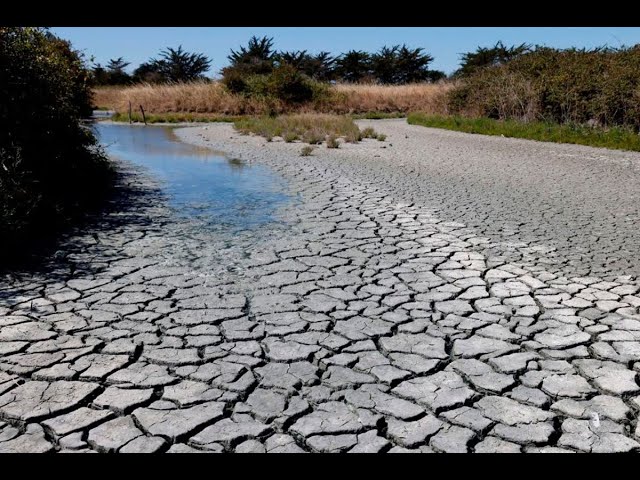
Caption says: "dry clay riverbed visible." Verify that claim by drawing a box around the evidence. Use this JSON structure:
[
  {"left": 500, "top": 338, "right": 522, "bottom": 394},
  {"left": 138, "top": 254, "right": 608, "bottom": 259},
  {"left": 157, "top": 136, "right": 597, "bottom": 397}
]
[{"left": 1, "top": 119, "right": 640, "bottom": 453}]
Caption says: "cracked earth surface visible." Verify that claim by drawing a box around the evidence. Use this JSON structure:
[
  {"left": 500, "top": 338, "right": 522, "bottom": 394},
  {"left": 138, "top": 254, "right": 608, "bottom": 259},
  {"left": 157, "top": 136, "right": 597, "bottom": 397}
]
[{"left": 1, "top": 119, "right": 640, "bottom": 453}]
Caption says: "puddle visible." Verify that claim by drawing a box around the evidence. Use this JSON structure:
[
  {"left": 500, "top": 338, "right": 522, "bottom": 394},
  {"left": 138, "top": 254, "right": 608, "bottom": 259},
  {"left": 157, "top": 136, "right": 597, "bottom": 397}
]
[{"left": 95, "top": 124, "right": 289, "bottom": 230}]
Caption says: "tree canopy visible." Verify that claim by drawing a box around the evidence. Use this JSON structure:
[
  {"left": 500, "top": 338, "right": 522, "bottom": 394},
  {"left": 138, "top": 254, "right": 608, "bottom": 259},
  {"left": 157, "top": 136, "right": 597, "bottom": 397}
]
[
  {"left": 132, "top": 46, "right": 211, "bottom": 83},
  {"left": 455, "top": 41, "right": 531, "bottom": 77}
]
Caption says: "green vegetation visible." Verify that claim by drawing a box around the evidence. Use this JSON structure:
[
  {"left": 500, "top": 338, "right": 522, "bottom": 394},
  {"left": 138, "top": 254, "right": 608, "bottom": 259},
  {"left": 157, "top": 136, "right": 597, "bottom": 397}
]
[
  {"left": 233, "top": 114, "right": 383, "bottom": 145},
  {"left": 351, "top": 112, "right": 406, "bottom": 120},
  {"left": 232, "top": 64, "right": 329, "bottom": 105},
  {"left": 408, "top": 114, "right": 640, "bottom": 152},
  {"left": 1, "top": 27, "right": 114, "bottom": 260},
  {"left": 360, "top": 127, "right": 387, "bottom": 142},
  {"left": 361, "top": 127, "right": 377, "bottom": 138},
  {"left": 111, "top": 112, "right": 241, "bottom": 124},
  {"left": 220, "top": 38, "right": 330, "bottom": 106},
  {"left": 110, "top": 110, "right": 405, "bottom": 124},
  {"left": 448, "top": 45, "right": 640, "bottom": 130}
]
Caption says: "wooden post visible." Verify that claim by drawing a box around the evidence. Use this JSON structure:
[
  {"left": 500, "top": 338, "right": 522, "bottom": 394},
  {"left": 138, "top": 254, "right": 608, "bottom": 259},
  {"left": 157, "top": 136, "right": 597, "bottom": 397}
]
[
  {"left": 139, "top": 105, "right": 147, "bottom": 125},
  {"left": 128, "top": 101, "right": 132, "bottom": 124}
]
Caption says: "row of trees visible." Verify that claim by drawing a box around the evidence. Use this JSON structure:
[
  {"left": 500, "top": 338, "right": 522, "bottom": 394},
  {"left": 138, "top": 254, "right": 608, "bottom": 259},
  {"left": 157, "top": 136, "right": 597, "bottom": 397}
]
[
  {"left": 92, "top": 46, "right": 211, "bottom": 85},
  {"left": 91, "top": 36, "right": 449, "bottom": 86}
]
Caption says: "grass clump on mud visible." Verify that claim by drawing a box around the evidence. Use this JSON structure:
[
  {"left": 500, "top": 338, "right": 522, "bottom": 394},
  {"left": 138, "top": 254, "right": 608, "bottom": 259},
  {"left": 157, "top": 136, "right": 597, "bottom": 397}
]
[
  {"left": 300, "top": 145, "right": 315, "bottom": 156},
  {"left": 234, "top": 114, "right": 384, "bottom": 146},
  {"left": 0, "top": 27, "right": 114, "bottom": 262},
  {"left": 408, "top": 113, "right": 640, "bottom": 152}
]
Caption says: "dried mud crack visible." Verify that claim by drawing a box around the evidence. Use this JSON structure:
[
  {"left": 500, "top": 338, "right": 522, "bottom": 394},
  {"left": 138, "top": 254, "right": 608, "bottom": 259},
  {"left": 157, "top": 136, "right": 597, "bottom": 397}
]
[{"left": 1, "top": 120, "right": 639, "bottom": 453}]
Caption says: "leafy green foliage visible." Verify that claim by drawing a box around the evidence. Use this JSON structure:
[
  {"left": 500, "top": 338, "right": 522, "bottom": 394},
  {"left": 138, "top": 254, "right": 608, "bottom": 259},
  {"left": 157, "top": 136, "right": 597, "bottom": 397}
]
[
  {"left": 0, "top": 27, "right": 113, "bottom": 258},
  {"left": 225, "top": 64, "right": 328, "bottom": 105},
  {"left": 221, "top": 36, "right": 278, "bottom": 94},
  {"left": 448, "top": 45, "right": 640, "bottom": 129}
]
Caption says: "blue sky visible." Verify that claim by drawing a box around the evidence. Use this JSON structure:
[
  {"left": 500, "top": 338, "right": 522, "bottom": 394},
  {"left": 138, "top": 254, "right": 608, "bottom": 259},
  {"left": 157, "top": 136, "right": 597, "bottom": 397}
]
[{"left": 52, "top": 27, "right": 640, "bottom": 76}]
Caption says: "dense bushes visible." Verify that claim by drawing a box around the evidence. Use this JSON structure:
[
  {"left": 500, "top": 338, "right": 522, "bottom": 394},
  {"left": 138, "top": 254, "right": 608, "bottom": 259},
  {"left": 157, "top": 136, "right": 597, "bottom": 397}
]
[
  {"left": 221, "top": 37, "right": 330, "bottom": 107},
  {"left": 447, "top": 46, "right": 640, "bottom": 130},
  {"left": 0, "top": 27, "right": 113, "bottom": 258},
  {"left": 224, "top": 64, "right": 328, "bottom": 106}
]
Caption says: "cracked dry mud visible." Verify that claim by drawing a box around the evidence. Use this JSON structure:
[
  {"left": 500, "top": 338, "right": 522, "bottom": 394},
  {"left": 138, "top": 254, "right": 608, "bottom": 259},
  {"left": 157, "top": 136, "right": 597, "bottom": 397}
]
[{"left": 1, "top": 119, "right": 640, "bottom": 453}]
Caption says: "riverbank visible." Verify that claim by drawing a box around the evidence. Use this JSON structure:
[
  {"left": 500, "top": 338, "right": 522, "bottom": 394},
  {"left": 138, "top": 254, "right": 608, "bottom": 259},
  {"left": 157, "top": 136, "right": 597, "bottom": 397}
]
[{"left": 408, "top": 114, "right": 640, "bottom": 153}]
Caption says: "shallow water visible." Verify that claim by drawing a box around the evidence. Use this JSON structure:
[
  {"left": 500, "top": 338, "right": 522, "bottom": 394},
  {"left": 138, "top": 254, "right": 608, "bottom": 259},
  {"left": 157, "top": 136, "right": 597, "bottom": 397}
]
[{"left": 95, "top": 124, "right": 289, "bottom": 230}]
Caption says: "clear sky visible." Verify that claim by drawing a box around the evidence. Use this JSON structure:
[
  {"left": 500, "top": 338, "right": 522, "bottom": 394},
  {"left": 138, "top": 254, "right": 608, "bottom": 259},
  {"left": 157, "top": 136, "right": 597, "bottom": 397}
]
[{"left": 52, "top": 27, "right": 640, "bottom": 76}]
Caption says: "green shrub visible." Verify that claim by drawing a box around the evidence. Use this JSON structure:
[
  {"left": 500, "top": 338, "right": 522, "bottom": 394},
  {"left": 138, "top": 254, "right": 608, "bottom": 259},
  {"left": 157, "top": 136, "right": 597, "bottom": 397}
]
[
  {"left": 284, "top": 132, "right": 298, "bottom": 142},
  {"left": 361, "top": 127, "right": 377, "bottom": 138},
  {"left": 0, "top": 27, "right": 113, "bottom": 260},
  {"left": 300, "top": 145, "right": 315, "bottom": 156},
  {"left": 377, "top": 134, "right": 387, "bottom": 141},
  {"left": 223, "top": 63, "right": 329, "bottom": 106},
  {"left": 302, "top": 131, "right": 324, "bottom": 144},
  {"left": 221, "top": 67, "right": 250, "bottom": 94},
  {"left": 447, "top": 45, "right": 640, "bottom": 129}
]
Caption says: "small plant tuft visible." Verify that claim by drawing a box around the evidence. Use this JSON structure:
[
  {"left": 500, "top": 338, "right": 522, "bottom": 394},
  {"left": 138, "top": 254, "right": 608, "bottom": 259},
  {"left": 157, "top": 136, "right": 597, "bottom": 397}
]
[
  {"left": 376, "top": 133, "right": 387, "bottom": 141},
  {"left": 302, "top": 130, "right": 324, "bottom": 145},
  {"left": 326, "top": 135, "right": 340, "bottom": 148},
  {"left": 361, "top": 127, "right": 377, "bottom": 138},
  {"left": 284, "top": 132, "right": 299, "bottom": 143},
  {"left": 300, "top": 145, "right": 315, "bottom": 156}
]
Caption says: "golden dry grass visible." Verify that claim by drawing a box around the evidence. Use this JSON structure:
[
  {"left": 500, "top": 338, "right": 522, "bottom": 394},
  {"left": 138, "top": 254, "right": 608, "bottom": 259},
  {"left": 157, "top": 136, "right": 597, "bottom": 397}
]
[
  {"left": 330, "top": 82, "right": 453, "bottom": 114},
  {"left": 93, "top": 81, "right": 452, "bottom": 117},
  {"left": 93, "top": 82, "right": 269, "bottom": 115}
]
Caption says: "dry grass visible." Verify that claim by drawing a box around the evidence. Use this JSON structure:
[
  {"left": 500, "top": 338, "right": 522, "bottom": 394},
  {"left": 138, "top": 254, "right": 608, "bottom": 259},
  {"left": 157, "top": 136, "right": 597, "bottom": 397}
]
[
  {"left": 330, "top": 82, "right": 453, "bottom": 114},
  {"left": 93, "top": 81, "right": 452, "bottom": 117},
  {"left": 93, "top": 82, "right": 272, "bottom": 115}
]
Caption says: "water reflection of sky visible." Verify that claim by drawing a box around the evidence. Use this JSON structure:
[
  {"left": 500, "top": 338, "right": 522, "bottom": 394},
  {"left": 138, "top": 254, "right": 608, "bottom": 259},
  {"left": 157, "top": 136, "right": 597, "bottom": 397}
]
[{"left": 95, "top": 124, "right": 289, "bottom": 230}]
